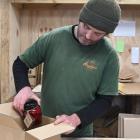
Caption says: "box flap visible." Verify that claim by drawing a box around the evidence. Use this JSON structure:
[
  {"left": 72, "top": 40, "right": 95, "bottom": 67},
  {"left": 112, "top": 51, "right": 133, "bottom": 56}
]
[
  {"left": 0, "top": 102, "right": 23, "bottom": 129},
  {"left": 0, "top": 102, "right": 19, "bottom": 118},
  {"left": 26, "top": 123, "right": 74, "bottom": 140}
]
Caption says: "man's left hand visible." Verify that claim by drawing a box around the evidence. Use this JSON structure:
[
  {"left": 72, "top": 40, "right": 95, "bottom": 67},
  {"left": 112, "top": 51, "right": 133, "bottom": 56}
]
[{"left": 54, "top": 113, "right": 81, "bottom": 134}]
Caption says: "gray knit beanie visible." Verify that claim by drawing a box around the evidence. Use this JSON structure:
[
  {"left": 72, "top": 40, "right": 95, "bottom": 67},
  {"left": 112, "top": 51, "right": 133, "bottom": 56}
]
[{"left": 79, "top": 0, "right": 121, "bottom": 33}]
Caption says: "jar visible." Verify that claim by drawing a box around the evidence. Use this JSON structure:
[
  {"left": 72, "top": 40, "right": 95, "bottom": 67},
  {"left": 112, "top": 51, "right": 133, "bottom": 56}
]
[{"left": 23, "top": 99, "right": 42, "bottom": 129}]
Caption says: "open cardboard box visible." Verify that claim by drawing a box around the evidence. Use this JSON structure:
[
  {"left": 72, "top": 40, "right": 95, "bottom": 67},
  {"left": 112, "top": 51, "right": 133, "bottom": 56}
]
[{"left": 0, "top": 102, "right": 74, "bottom": 140}]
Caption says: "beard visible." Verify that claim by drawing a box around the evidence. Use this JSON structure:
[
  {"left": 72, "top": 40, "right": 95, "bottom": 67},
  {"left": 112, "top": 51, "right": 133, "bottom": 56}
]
[{"left": 76, "top": 25, "right": 98, "bottom": 46}]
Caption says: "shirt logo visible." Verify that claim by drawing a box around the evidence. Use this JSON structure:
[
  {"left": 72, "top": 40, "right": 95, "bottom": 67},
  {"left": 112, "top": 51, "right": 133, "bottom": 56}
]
[{"left": 83, "top": 60, "right": 97, "bottom": 70}]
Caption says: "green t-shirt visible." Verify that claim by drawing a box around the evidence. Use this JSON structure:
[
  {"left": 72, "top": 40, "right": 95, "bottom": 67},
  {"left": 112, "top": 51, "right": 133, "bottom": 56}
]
[{"left": 20, "top": 25, "right": 119, "bottom": 137}]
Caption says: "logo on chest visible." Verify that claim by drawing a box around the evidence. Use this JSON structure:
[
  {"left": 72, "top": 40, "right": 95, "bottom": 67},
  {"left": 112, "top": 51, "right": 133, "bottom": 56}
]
[{"left": 83, "top": 60, "right": 97, "bottom": 70}]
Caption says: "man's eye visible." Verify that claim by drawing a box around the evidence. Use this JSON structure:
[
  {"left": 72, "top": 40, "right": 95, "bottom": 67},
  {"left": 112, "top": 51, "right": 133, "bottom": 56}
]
[
  {"left": 96, "top": 33, "right": 101, "bottom": 36},
  {"left": 95, "top": 32, "right": 104, "bottom": 37},
  {"left": 84, "top": 24, "right": 90, "bottom": 29}
]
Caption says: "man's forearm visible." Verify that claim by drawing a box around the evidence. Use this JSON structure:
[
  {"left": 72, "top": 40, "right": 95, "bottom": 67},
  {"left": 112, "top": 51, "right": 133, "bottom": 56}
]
[
  {"left": 13, "top": 56, "right": 30, "bottom": 93},
  {"left": 76, "top": 95, "right": 114, "bottom": 128}
]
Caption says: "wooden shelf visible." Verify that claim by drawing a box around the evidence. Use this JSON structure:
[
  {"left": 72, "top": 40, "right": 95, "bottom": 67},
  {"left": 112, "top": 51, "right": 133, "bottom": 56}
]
[
  {"left": 11, "top": 0, "right": 86, "bottom": 4},
  {"left": 11, "top": 0, "right": 140, "bottom": 5},
  {"left": 119, "top": 83, "right": 140, "bottom": 95},
  {"left": 118, "top": 0, "right": 140, "bottom": 5}
]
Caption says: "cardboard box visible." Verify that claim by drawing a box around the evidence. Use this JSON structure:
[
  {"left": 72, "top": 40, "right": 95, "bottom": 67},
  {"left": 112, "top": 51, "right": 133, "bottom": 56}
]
[
  {"left": 62, "top": 138, "right": 137, "bottom": 140},
  {"left": 118, "top": 113, "right": 140, "bottom": 138},
  {"left": 0, "top": 103, "right": 74, "bottom": 140}
]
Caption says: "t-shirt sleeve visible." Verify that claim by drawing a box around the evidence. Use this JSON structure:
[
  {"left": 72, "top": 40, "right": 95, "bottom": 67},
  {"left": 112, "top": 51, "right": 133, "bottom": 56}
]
[
  {"left": 97, "top": 50, "right": 119, "bottom": 96},
  {"left": 20, "top": 33, "right": 51, "bottom": 68}
]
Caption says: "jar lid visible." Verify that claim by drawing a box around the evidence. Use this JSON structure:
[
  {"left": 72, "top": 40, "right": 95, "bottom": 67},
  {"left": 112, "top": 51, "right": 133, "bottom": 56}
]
[{"left": 24, "top": 99, "right": 38, "bottom": 111}]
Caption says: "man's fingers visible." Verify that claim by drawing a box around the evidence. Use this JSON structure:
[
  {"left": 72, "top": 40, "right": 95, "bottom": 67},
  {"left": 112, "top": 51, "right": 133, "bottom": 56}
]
[
  {"left": 54, "top": 115, "right": 66, "bottom": 124},
  {"left": 13, "top": 96, "right": 25, "bottom": 111},
  {"left": 56, "top": 115, "right": 60, "bottom": 118},
  {"left": 12, "top": 102, "right": 23, "bottom": 116},
  {"left": 54, "top": 114, "right": 76, "bottom": 135},
  {"left": 30, "top": 94, "right": 41, "bottom": 105},
  {"left": 54, "top": 115, "right": 73, "bottom": 126}
]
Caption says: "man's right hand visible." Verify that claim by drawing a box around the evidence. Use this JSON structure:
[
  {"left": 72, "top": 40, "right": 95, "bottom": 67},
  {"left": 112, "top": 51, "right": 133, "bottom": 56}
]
[{"left": 12, "top": 86, "right": 40, "bottom": 116}]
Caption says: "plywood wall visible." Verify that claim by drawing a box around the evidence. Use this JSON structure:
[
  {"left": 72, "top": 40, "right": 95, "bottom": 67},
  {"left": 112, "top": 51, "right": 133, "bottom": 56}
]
[{"left": 20, "top": 4, "right": 81, "bottom": 52}]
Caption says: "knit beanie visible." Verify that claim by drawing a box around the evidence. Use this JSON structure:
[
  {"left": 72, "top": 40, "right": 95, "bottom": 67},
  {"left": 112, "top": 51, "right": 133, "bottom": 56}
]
[{"left": 79, "top": 0, "right": 121, "bottom": 33}]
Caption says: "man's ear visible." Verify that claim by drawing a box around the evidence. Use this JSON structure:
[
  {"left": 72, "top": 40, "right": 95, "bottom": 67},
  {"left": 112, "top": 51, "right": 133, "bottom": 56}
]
[{"left": 105, "top": 33, "right": 110, "bottom": 37}]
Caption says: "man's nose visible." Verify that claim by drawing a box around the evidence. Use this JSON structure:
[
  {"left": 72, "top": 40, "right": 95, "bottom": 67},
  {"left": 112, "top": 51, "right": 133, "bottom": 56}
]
[{"left": 85, "top": 31, "right": 93, "bottom": 40}]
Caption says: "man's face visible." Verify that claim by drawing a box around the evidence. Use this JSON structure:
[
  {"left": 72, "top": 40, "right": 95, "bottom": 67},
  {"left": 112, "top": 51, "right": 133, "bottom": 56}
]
[{"left": 76, "top": 22, "right": 106, "bottom": 46}]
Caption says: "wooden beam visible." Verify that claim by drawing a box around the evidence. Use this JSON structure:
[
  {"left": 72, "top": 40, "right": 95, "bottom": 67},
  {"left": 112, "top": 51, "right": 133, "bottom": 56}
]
[
  {"left": 0, "top": 0, "right": 10, "bottom": 103},
  {"left": 11, "top": 0, "right": 140, "bottom": 5},
  {"left": 118, "top": 0, "right": 140, "bottom": 5},
  {"left": 0, "top": 0, "right": 1, "bottom": 103},
  {"left": 0, "top": 0, "right": 21, "bottom": 103},
  {"left": 11, "top": 0, "right": 86, "bottom": 4}
]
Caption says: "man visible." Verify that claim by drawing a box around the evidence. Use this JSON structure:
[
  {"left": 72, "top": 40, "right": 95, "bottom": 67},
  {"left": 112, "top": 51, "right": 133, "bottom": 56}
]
[{"left": 13, "top": 0, "right": 121, "bottom": 137}]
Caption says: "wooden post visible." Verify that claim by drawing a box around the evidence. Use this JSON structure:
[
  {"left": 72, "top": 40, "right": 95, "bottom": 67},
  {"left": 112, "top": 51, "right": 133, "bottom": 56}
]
[{"left": 0, "top": 0, "right": 21, "bottom": 103}]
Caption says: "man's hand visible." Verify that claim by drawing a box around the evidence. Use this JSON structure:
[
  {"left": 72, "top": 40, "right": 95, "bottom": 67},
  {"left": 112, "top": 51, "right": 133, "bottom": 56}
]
[
  {"left": 54, "top": 113, "right": 81, "bottom": 134},
  {"left": 12, "top": 86, "right": 40, "bottom": 116}
]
